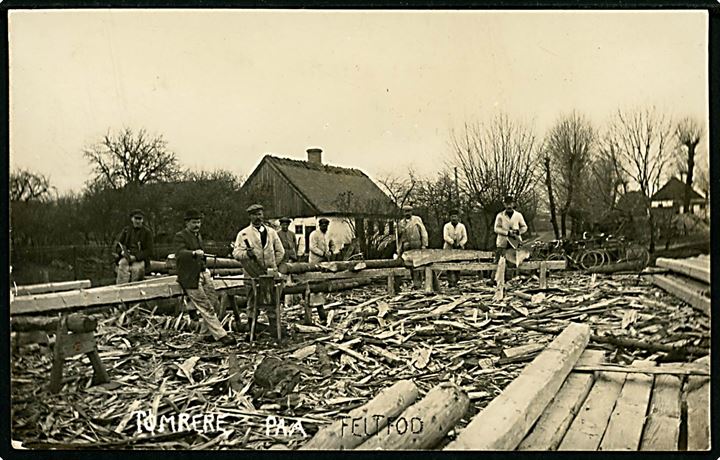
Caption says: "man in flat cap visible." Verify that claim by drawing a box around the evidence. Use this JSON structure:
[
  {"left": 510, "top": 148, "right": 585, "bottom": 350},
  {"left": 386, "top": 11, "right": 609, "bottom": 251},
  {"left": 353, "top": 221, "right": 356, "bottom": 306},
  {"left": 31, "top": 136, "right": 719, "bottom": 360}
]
[
  {"left": 308, "top": 217, "right": 335, "bottom": 264},
  {"left": 443, "top": 209, "right": 468, "bottom": 287},
  {"left": 397, "top": 204, "right": 428, "bottom": 289},
  {"left": 174, "top": 209, "right": 235, "bottom": 346},
  {"left": 305, "top": 217, "right": 335, "bottom": 323},
  {"left": 232, "top": 204, "right": 285, "bottom": 336},
  {"left": 113, "top": 209, "right": 154, "bottom": 285},
  {"left": 494, "top": 195, "right": 528, "bottom": 261},
  {"left": 277, "top": 217, "right": 298, "bottom": 265}
]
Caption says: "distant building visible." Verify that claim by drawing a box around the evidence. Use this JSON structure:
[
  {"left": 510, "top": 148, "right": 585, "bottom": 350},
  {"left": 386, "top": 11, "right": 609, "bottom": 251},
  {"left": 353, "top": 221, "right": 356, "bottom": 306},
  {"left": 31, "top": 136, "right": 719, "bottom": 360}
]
[
  {"left": 650, "top": 177, "right": 707, "bottom": 217},
  {"left": 239, "top": 148, "right": 399, "bottom": 256}
]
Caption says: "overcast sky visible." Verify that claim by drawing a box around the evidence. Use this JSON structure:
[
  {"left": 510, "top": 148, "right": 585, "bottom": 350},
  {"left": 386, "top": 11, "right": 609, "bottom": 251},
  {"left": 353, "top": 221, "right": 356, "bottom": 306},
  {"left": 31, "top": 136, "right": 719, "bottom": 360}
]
[{"left": 9, "top": 9, "right": 708, "bottom": 194}]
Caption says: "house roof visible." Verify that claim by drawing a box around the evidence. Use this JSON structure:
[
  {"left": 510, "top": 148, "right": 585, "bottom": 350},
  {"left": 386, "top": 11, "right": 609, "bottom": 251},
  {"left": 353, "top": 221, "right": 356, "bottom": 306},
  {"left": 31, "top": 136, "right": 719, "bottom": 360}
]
[
  {"left": 264, "top": 155, "right": 398, "bottom": 216},
  {"left": 651, "top": 177, "right": 704, "bottom": 202}
]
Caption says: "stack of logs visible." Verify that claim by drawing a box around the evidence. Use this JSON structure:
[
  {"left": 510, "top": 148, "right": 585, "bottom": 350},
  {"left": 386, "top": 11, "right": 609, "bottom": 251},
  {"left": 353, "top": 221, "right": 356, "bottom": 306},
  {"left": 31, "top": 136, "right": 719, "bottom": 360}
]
[
  {"left": 301, "top": 380, "right": 469, "bottom": 450},
  {"left": 652, "top": 255, "right": 710, "bottom": 316}
]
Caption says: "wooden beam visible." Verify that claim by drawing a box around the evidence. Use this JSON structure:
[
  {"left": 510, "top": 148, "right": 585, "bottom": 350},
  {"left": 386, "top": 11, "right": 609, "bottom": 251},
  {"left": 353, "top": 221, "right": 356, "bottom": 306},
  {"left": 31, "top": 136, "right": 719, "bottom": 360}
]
[
  {"left": 539, "top": 262, "right": 547, "bottom": 289},
  {"left": 11, "top": 314, "right": 97, "bottom": 333},
  {"left": 445, "top": 322, "right": 590, "bottom": 450},
  {"left": 15, "top": 280, "right": 92, "bottom": 296},
  {"left": 10, "top": 277, "right": 245, "bottom": 316},
  {"left": 423, "top": 267, "right": 435, "bottom": 293},
  {"left": 518, "top": 349, "right": 606, "bottom": 450},
  {"left": 292, "top": 267, "right": 410, "bottom": 282},
  {"left": 431, "top": 260, "right": 566, "bottom": 271},
  {"left": 652, "top": 274, "right": 710, "bottom": 316},
  {"left": 640, "top": 366, "right": 683, "bottom": 451},
  {"left": 282, "top": 259, "right": 404, "bottom": 274},
  {"left": 686, "top": 374, "right": 710, "bottom": 450},
  {"left": 301, "top": 380, "right": 419, "bottom": 450},
  {"left": 655, "top": 257, "right": 710, "bottom": 284},
  {"left": 493, "top": 257, "right": 505, "bottom": 302},
  {"left": 572, "top": 364, "right": 709, "bottom": 377},
  {"left": 357, "top": 382, "right": 469, "bottom": 450},
  {"left": 599, "top": 361, "right": 655, "bottom": 450},
  {"left": 386, "top": 273, "right": 396, "bottom": 295},
  {"left": 558, "top": 370, "right": 627, "bottom": 450},
  {"left": 401, "top": 249, "right": 494, "bottom": 267}
]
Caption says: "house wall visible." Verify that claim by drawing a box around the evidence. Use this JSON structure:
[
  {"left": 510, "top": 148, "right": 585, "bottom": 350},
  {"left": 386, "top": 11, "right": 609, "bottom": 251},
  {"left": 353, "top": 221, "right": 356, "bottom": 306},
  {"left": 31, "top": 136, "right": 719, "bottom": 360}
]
[
  {"left": 270, "top": 216, "right": 354, "bottom": 256},
  {"left": 241, "top": 161, "right": 316, "bottom": 218}
]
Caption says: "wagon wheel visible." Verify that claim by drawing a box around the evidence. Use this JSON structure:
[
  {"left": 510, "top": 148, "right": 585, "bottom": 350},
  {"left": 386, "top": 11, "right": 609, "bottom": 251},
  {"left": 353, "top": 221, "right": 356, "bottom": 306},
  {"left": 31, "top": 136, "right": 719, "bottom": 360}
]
[
  {"left": 580, "top": 250, "right": 605, "bottom": 270},
  {"left": 545, "top": 252, "right": 565, "bottom": 262},
  {"left": 625, "top": 245, "right": 650, "bottom": 268}
]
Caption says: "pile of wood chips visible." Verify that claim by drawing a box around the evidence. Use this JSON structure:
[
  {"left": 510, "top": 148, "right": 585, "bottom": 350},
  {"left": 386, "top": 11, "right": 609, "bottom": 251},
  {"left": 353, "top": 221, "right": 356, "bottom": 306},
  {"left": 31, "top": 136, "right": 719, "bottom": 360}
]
[{"left": 11, "top": 271, "right": 709, "bottom": 450}]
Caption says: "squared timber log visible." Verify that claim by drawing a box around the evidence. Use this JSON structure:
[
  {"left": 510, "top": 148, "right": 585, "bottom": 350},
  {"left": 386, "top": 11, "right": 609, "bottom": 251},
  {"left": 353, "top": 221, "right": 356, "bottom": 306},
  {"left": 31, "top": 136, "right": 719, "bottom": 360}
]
[{"left": 445, "top": 322, "right": 590, "bottom": 450}]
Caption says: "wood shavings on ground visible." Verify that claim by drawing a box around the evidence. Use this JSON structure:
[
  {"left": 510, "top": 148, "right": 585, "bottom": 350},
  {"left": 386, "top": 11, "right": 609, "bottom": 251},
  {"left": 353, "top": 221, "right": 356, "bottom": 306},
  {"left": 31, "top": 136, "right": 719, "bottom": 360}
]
[{"left": 11, "top": 271, "right": 709, "bottom": 449}]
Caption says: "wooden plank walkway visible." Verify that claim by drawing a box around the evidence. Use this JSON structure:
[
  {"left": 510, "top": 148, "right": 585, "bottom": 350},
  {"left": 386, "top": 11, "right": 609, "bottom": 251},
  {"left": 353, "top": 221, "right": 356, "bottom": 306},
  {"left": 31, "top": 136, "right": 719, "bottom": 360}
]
[{"left": 452, "top": 323, "right": 710, "bottom": 451}]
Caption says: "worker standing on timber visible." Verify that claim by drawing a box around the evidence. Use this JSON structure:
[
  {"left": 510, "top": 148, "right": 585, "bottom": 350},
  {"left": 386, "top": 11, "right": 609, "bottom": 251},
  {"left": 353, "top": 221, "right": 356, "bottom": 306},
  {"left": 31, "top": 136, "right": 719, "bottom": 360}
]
[
  {"left": 277, "top": 217, "right": 298, "bottom": 264},
  {"left": 398, "top": 204, "right": 429, "bottom": 289},
  {"left": 232, "top": 204, "right": 286, "bottom": 336},
  {"left": 305, "top": 218, "right": 334, "bottom": 322},
  {"left": 443, "top": 209, "right": 468, "bottom": 287},
  {"left": 174, "top": 209, "right": 235, "bottom": 346},
  {"left": 494, "top": 194, "right": 528, "bottom": 264},
  {"left": 308, "top": 218, "right": 335, "bottom": 263},
  {"left": 113, "top": 209, "right": 154, "bottom": 285}
]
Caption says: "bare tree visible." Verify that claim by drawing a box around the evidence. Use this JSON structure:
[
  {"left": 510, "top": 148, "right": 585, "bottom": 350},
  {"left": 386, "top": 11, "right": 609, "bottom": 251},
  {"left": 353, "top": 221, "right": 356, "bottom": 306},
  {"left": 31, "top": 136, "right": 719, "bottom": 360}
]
[
  {"left": 674, "top": 117, "right": 703, "bottom": 213},
  {"left": 377, "top": 170, "right": 417, "bottom": 210},
  {"left": 450, "top": 113, "right": 540, "bottom": 248},
  {"left": 544, "top": 112, "right": 596, "bottom": 237},
  {"left": 607, "top": 107, "right": 673, "bottom": 252},
  {"left": 83, "top": 128, "right": 183, "bottom": 189},
  {"left": 10, "top": 169, "right": 54, "bottom": 202},
  {"left": 542, "top": 155, "right": 560, "bottom": 239}
]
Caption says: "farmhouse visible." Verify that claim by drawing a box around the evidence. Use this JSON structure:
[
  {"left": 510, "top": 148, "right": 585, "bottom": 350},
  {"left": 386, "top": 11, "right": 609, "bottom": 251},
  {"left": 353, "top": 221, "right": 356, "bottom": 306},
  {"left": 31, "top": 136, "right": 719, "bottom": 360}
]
[
  {"left": 650, "top": 177, "right": 707, "bottom": 217},
  {"left": 239, "top": 148, "right": 399, "bottom": 257}
]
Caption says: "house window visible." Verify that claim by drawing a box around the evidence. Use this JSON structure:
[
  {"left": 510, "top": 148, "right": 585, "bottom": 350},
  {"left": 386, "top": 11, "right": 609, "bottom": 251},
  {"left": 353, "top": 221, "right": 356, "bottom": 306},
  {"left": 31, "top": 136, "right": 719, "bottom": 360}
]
[{"left": 295, "top": 225, "right": 303, "bottom": 235}]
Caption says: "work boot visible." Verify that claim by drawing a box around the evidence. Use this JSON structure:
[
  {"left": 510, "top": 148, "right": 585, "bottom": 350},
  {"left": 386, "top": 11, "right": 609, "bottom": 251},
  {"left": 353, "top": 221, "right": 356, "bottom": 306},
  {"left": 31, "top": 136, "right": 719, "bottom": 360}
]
[
  {"left": 316, "top": 305, "right": 327, "bottom": 323},
  {"left": 219, "top": 335, "right": 236, "bottom": 346}
]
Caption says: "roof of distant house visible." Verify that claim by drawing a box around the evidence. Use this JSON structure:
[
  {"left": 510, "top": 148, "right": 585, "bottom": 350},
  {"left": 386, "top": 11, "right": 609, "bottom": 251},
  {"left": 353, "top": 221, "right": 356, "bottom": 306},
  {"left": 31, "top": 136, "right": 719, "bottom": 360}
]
[
  {"left": 651, "top": 177, "right": 704, "bottom": 202},
  {"left": 261, "top": 155, "right": 398, "bottom": 216}
]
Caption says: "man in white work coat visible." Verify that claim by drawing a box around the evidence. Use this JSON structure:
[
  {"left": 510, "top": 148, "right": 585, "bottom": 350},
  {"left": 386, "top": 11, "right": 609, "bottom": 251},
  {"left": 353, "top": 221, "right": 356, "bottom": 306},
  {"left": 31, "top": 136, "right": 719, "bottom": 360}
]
[
  {"left": 232, "top": 203, "right": 285, "bottom": 336},
  {"left": 443, "top": 209, "right": 468, "bottom": 287},
  {"left": 306, "top": 217, "right": 333, "bottom": 322},
  {"left": 494, "top": 195, "right": 528, "bottom": 281},
  {"left": 398, "top": 204, "right": 429, "bottom": 289}
]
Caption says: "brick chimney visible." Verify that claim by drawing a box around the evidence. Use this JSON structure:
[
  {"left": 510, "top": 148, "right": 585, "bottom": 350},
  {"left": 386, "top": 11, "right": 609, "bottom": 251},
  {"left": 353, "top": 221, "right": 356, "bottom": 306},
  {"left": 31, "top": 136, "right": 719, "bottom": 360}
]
[{"left": 306, "top": 147, "right": 322, "bottom": 165}]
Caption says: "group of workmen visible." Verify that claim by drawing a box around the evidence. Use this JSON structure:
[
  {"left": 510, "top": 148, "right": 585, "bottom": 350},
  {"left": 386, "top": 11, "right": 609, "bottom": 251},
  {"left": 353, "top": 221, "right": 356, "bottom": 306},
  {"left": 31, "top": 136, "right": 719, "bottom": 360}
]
[{"left": 112, "top": 195, "right": 527, "bottom": 345}]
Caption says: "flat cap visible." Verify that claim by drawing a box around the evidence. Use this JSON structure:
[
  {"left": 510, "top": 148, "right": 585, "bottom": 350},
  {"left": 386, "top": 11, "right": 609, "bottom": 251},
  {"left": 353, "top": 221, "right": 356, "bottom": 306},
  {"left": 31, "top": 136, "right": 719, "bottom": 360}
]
[
  {"left": 503, "top": 195, "right": 515, "bottom": 204},
  {"left": 402, "top": 204, "right": 413, "bottom": 211},
  {"left": 246, "top": 204, "right": 264, "bottom": 213},
  {"left": 129, "top": 208, "right": 144, "bottom": 218},
  {"left": 279, "top": 216, "right": 291, "bottom": 223},
  {"left": 184, "top": 209, "right": 202, "bottom": 220},
  {"left": 318, "top": 217, "right": 330, "bottom": 224}
]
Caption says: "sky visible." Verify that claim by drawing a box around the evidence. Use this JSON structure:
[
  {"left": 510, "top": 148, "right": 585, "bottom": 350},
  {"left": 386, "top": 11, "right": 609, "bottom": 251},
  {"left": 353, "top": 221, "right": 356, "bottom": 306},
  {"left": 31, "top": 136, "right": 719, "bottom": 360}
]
[{"left": 9, "top": 9, "right": 709, "bottom": 194}]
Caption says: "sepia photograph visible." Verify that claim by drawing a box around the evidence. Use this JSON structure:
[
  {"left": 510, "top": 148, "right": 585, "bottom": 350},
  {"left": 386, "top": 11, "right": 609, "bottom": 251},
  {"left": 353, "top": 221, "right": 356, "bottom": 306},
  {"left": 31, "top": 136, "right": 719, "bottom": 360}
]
[{"left": 7, "top": 7, "right": 712, "bottom": 452}]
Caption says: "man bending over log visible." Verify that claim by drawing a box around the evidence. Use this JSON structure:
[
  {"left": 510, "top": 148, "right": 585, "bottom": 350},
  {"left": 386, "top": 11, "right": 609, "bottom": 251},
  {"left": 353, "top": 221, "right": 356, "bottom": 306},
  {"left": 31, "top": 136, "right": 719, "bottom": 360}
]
[
  {"left": 232, "top": 204, "right": 286, "bottom": 338},
  {"left": 174, "top": 209, "right": 236, "bottom": 346},
  {"left": 398, "top": 204, "right": 429, "bottom": 289}
]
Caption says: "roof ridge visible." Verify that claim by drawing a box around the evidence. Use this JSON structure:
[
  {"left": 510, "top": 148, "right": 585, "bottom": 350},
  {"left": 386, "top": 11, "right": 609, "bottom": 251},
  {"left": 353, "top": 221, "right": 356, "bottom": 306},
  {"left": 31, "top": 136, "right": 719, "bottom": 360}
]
[{"left": 266, "top": 155, "right": 366, "bottom": 177}]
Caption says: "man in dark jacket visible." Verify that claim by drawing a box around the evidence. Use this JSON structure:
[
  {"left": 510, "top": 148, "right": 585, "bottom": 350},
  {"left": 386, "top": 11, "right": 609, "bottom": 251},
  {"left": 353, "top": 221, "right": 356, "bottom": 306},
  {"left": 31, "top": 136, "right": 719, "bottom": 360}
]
[
  {"left": 277, "top": 217, "right": 298, "bottom": 264},
  {"left": 113, "top": 209, "right": 154, "bottom": 285},
  {"left": 174, "top": 209, "right": 235, "bottom": 346}
]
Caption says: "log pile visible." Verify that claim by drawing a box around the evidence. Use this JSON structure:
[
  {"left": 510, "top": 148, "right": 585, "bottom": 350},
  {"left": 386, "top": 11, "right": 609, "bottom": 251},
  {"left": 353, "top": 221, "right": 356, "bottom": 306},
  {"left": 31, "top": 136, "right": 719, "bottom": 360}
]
[
  {"left": 10, "top": 270, "right": 709, "bottom": 449},
  {"left": 653, "top": 255, "right": 710, "bottom": 316}
]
